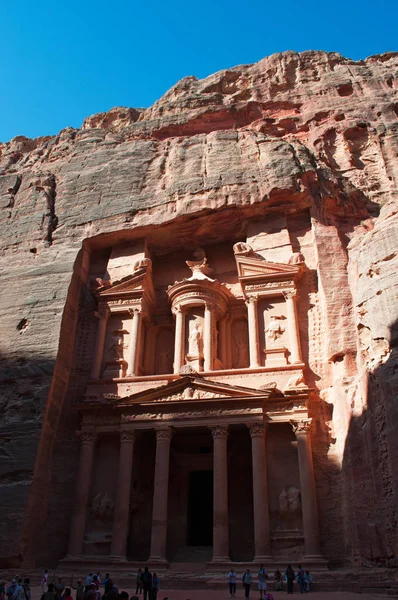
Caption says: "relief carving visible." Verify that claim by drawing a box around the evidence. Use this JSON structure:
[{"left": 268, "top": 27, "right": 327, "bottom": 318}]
[
  {"left": 278, "top": 487, "right": 302, "bottom": 515},
  {"left": 233, "top": 242, "right": 253, "bottom": 255},
  {"left": 265, "top": 315, "right": 286, "bottom": 345},
  {"left": 91, "top": 492, "right": 115, "bottom": 519},
  {"left": 187, "top": 321, "right": 203, "bottom": 357}
]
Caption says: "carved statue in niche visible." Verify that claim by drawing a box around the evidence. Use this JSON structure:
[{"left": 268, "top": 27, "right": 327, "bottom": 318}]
[
  {"left": 108, "top": 329, "right": 128, "bottom": 360},
  {"left": 265, "top": 315, "right": 286, "bottom": 345},
  {"left": 158, "top": 346, "right": 173, "bottom": 374},
  {"left": 232, "top": 320, "right": 249, "bottom": 368},
  {"left": 278, "top": 487, "right": 302, "bottom": 515},
  {"left": 187, "top": 321, "right": 203, "bottom": 357},
  {"left": 103, "top": 328, "right": 129, "bottom": 378},
  {"left": 91, "top": 492, "right": 115, "bottom": 519}
]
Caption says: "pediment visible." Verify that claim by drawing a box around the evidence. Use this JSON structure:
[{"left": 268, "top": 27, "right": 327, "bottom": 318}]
[
  {"left": 96, "top": 260, "right": 154, "bottom": 304},
  {"left": 235, "top": 255, "right": 300, "bottom": 281},
  {"left": 112, "top": 376, "right": 277, "bottom": 407}
]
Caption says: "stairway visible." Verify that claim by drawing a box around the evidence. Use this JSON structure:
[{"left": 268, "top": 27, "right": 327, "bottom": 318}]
[{"left": 170, "top": 545, "right": 213, "bottom": 568}]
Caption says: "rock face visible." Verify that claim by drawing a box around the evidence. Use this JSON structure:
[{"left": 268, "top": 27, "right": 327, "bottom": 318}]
[{"left": 0, "top": 50, "right": 397, "bottom": 568}]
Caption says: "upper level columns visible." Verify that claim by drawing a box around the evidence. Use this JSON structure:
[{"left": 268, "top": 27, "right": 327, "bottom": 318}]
[
  {"left": 67, "top": 431, "right": 96, "bottom": 556},
  {"left": 126, "top": 308, "right": 143, "bottom": 376},
  {"left": 210, "top": 425, "right": 230, "bottom": 562},
  {"left": 204, "top": 303, "right": 215, "bottom": 371},
  {"left": 246, "top": 296, "right": 261, "bottom": 368},
  {"left": 284, "top": 290, "right": 302, "bottom": 364},
  {"left": 91, "top": 305, "right": 110, "bottom": 379},
  {"left": 149, "top": 427, "right": 174, "bottom": 563},
  {"left": 173, "top": 307, "right": 185, "bottom": 374},
  {"left": 291, "top": 419, "right": 321, "bottom": 558}
]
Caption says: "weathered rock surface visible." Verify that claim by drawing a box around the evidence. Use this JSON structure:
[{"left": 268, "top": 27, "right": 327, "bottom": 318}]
[{"left": 0, "top": 50, "right": 397, "bottom": 567}]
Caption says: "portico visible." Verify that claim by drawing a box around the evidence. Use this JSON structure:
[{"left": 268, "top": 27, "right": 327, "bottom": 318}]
[{"left": 66, "top": 375, "right": 322, "bottom": 566}]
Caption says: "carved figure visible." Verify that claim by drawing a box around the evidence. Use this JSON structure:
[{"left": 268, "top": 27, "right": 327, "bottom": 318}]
[
  {"left": 265, "top": 315, "right": 285, "bottom": 345},
  {"left": 278, "top": 488, "right": 289, "bottom": 513},
  {"left": 234, "top": 336, "right": 249, "bottom": 367},
  {"left": 91, "top": 492, "right": 115, "bottom": 519},
  {"left": 287, "top": 487, "right": 301, "bottom": 512},
  {"left": 108, "top": 330, "right": 128, "bottom": 360},
  {"left": 286, "top": 373, "right": 306, "bottom": 389},
  {"left": 158, "top": 347, "right": 172, "bottom": 374},
  {"left": 188, "top": 322, "right": 203, "bottom": 356},
  {"left": 288, "top": 252, "right": 305, "bottom": 265},
  {"left": 278, "top": 487, "right": 301, "bottom": 515},
  {"left": 133, "top": 257, "right": 152, "bottom": 271}
]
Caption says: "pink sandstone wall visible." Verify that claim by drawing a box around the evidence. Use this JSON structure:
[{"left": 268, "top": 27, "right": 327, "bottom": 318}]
[{"left": 0, "top": 50, "right": 397, "bottom": 567}]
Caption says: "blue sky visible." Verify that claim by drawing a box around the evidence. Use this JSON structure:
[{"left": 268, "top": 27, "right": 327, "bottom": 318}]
[{"left": 0, "top": 0, "right": 396, "bottom": 142}]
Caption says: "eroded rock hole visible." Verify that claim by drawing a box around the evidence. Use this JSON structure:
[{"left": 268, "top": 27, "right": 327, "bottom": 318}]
[
  {"left": 16, "top": 318, "right": 29, "bottom": 332},
  {"left": 337, "top": 83, "right": 353, "bottom": 97}
]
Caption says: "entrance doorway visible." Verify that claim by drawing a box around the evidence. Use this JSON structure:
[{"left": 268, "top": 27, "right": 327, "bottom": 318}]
[{"left": 187, "top": 470, "right": 213, "bottom": 546}]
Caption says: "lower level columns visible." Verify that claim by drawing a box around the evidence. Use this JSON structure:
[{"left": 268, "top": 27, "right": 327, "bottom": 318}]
[
  {"left": 249, "top": 422, "right": 272, "bottom": 560},
  {"left": 149, "top": 428, "right": 173, "bottom": 563},
  {"left": 67, "top": 431, "right": 96, "bottom": 556},
  {"left": 110, "top": 430, "right": 136, "bottom": 559},
  {"left": 291, "top": 419, "right": 322, "bottom": 558},
  {"left": 210, "top": 425, "right": 230, "bottom": 562}
]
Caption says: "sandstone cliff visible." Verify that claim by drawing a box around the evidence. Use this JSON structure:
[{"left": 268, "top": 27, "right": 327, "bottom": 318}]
[{"left": 0, "top": 50, "right": 397, "bottom": 567}]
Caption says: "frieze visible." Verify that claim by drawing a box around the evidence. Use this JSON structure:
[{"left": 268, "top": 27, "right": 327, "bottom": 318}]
[
  {"left": 107, "top": 299, "right": 141, "bottom": 306},
  {"left": 121, "top": 407, "right": 263, "bottom": 422},
  {"left": 151, "top": 388, "right": 226, "bottom": 402}
]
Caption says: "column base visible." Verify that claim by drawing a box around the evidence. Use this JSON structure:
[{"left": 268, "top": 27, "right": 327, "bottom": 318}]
[
  {"left": 109, "top": 554, "right": 127, "bottom": 562},
  {"left": 148, "top": 556, "right": 169, "bottom": 567},
  {"left": 253, "top": 555, "right": 274, "bottom": 562},
  {"left": 211, "top": 555, "right": 231, "bottom": 563}
]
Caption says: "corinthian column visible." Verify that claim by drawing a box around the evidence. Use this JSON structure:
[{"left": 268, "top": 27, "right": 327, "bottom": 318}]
[
  {"left": 210, "top": 425, "right": 230, "bottom": 562},
  {"left": 149, "top": 428, "right": 173, "bottom": 563},
  {"left": 91, "top": 305, "right": 110, "bottom": 379},
  {"left": 173, "top": 307, "right": 185, "bottom": 374},
  {"left": 110, "top": 430, "right": 136, "bottom": 559},
  {"left": 67, "top": 431, "right": 96, "bottom": 556},
  {"left": 248, "top": 422, "right": 272, "bottom": 560},
  {"left": 204, "top": 304, "right": 214, "bottom": 371},
  {"left": 291, "top": 419, "right": 322, "bottom": 558},
  {"left": 246, "top": 296, "right": 261, "bottom": 368},
  {"left": 127, "top": 308, "right": 143, "bottom": 376},
  {"left": 283, "top": 290, "right": 302, "bottom": 364}
]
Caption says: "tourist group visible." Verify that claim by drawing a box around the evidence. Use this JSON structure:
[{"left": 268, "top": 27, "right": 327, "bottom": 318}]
[{"left": 0, "top": 564, "right": 313, "bottom": 600}]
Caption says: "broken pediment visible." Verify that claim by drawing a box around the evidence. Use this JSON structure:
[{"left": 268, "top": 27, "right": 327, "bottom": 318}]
[
  {"left": 94, "top": 258, "right": 155, "bottom": 306},
  {"left": 111, "top": 376, "right": 279, "bottom": 407},
  {"left": 235, "top": 255, "right": 301, "bottom": 281}
]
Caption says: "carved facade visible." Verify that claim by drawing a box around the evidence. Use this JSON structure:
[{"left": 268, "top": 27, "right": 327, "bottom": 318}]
[{"left": 62, "top": 237, "right": 325, "bottom": 567}]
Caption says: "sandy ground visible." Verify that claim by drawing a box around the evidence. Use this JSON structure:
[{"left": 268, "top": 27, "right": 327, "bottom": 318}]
[{"left": 20, "top": 586, "right": 391, "bottom": 600}]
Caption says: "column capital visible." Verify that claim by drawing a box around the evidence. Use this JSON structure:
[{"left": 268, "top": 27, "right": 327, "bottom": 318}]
[
  {"left": 172, "top": 304, "right": 186, "bottom": 316},
  {"left": 155, "top": 427, "right": 174, "bottom": 441},
  {"left": 120, "top": 430, "right": 136, "bottom": 443},
  {"left": 248, "top": 422, "right": 267, "bottom": 438},
  {"left": 209, "top": 425, "right": 229, "bottom": 439},
  {"left": 245, "top": 294, "right": 259, "bottom": 306},
  {"left": 95, "top": 304, "right": 110, "bottom": 320},
  {"left": 128, "top": 306, "right": 142, "bottom": 317},
  {"left": 79, "top": 430, "right": 96, "bottom": 445},
  {"left": 291, "top": 418, "right": 312, "bottom": 436},
  {"left": 283, "top": 289, "right": 298, "bottom": 300}
]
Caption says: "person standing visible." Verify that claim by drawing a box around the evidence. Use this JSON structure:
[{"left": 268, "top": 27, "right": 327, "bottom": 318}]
[
  {"left": 257, "top": 565, "right": 267, "bottom": 600},
  {"left": 285, "top": 566, "right": 295, "bottom": 595},
  {"left": 84, "top": 576, "right": 93, "bottom": 592},
  {"left": 304, "top": 571, "right": 312, "bottom": 592},
  {"left": 135, "top": 571, "right": 142, "bottom": 595},
  {"left": 41, "top": 572, "right": 49, "bottom": 594},
  {"left": 140, "top": 568, "right": 152, "bottom": 600},
  {"left": 75, "top": 580, "right": 85, "bottom": 600},
  {"left": 42, "top": 584, "right": 57, "bottom": 600},
  {"left": 12, "top": 580, "right": 25, "bottom": 600},
  {"left": 227, "top": 568, "right": 237, "bottom": 598},
  {"left": 296, "top": 567, "right": 306, "bottom": 594},
  {"left": 62, "top": 589, "right": 73, "bottom": 600},
  {"left": 242, "top": 569, "right": 252, "bottom": 600},
  {"left": 273, "top": 569, "right": 283, "bottom": 592},
  {"left": 6, "top": 580, "right": 17, "bottom": 600},
  {"left": 151, "top": 574, "right": 158, "bottom": 600}
]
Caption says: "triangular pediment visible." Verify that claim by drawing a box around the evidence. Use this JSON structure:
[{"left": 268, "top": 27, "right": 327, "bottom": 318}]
[
  {"left": 235, "top": 255, "right": 300, "bottom": 282},
  {"left": 96, "top": 261, "right": 155, "bottom": 305},
  {"left": 112, "top": 376, "right": 277, "bottom": 407}
]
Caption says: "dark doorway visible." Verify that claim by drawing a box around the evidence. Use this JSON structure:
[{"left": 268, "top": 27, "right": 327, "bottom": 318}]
[{"left": 187, "top": 470, "right": 213, "bottom": 546}]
